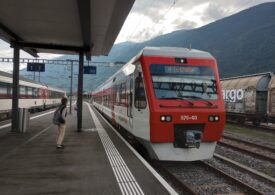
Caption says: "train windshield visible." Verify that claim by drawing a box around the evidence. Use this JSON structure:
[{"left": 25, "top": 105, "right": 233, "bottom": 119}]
[{"left": 150, "top": 64, "right": 218, "bottom": 100}]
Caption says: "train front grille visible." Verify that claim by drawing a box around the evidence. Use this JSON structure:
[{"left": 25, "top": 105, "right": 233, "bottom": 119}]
[{"left": 174, "top": 124, "right": 205, "bottom": 148}]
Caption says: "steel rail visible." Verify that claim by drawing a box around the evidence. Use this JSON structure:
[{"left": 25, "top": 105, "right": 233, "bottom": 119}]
[
  {"left": 153, "top": 160, "right": 264, "bottom": 195},
  {"left": 214, "top": 153, "right": 275, "bottom": 186},
  {"left": 222, "top": 134, "right": 275, "bottom": 153},
  {"left": 218, "top": 141, "right": 275, "bottom": 163},
  {"left": 200, "top": 161, "right": 264, "bottom": 195},
  {"left": 149, "top": 160, "right": 197, "bottom": 195},
  {"left": 227, "top": 121, "right": 275, "bottom": 135}
]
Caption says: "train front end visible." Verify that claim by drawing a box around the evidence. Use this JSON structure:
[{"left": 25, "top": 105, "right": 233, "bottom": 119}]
[{"left": 141, "top": 48, "right": 225, "bottom": 161}]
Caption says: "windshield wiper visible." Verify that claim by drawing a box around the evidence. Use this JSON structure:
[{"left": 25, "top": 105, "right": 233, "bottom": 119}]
[
  {"left": 199, "top": 99, "right": 214, "bottom": 106},
  {"left": 178, "top": 95, "right": 215, "bottom": 107},
  {"left": 159, "top": 97, "right": 180, "bottom": 100},
  {"left": 177, "top": 95, "right": 200, "bottom": 99},
  {"left": 159, "top": 96, "right": 194, "bottom": 106}
]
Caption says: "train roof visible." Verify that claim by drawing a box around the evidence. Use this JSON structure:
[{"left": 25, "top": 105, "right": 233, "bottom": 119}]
[
  {"left": 93, "top": 47, "right": 215, "bottom": 94},
  {"left": 220, "top": 72, "right": 273, "bottom": 81},
  {"left": 0, "top": 70, "right": 42, "bottom": 84},
  {"left": 0, "top": 70, "right": 63, "bottom": 91},
  {"left": 221, "top": 72, "right": 273, "bottom": 91},
  {"left": 133, "top": 47, "right": 215, "bottom": 61}
]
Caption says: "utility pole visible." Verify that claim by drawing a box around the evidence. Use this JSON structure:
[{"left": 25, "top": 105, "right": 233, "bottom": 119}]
[
  {"left": 69, "top": 61, "right": 73, "bottom": 114},
  {"left": 67, "top": 59, "right": 75, "bottom": 114}
]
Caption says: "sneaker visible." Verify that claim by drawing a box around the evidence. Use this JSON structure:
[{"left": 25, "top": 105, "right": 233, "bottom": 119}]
[{"left": 56, "top": 145, "right": 65, "bottom": 149}]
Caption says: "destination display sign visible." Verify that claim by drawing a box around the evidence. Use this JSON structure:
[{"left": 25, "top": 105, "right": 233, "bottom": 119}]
[
  {"left": 27, "top": 63, "right": 45, "bottom": 72},
  {"left": 150, "top": 64, "right": 213, "bottom": 76},
  {"left": 84, "top": 66, "right": 96, "bottom": 74}
]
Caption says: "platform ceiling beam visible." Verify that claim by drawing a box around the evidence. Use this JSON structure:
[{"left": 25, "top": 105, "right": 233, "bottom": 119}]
[
  {"left": 77, "top": 0, "right": 92, "bottom": 60},
  {"left": 11, "top": 42, "right": 90, "bottom": 53},
  {"left": 0, "top": 22, "right": 38, "bottom": 57},
  {"left": 0, "top": 0, "right": 135, "bottom": 133}
]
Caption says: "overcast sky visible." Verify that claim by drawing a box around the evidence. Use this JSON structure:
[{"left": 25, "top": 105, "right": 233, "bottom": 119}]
[
  {"left": 116, "top": 0, "right": 275, "bottom": 43},
  {"left": 0, "top": 0, "right": 274, "bottom": 63}
]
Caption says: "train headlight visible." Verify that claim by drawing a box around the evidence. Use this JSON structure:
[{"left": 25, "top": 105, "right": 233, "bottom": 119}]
[
  {"left": 209, "top": 116, "right": 214, "bottom": 122},
  {"left": 160, "top": 115, "right": 172, "bottom": 122},
  {"left": 166, "top": 115, "right": 172, "bottom": 122},
  {"left": 208, "top": 115, "right": 220, "bottom": 122}
]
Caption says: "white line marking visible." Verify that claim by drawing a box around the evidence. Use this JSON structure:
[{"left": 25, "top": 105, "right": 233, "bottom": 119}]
[
  {"left": 30, "top": 110, "right": 55, "bottom": 120},
  {"left": 91, "top": 103, "right": 178, "bottom": 195},
  {"left": 0, "top": 103, "right": 76, "bottom": 130},
  {"left": 0, "top": 125, "right": 53, "bottom": 163},
  {"left": 0, "top": 110, "right": 54, "bottom": 130},
  {"left": 87, "top": 103, "right": 144, "bottom": 195},
  {"left": 0, "top": 123, "right": 11, "bottom": 130}
]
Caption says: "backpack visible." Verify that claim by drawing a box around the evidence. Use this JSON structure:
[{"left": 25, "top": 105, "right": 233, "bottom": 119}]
[{"left": 52, "top": 106, "right": 65, "bottom": 125}]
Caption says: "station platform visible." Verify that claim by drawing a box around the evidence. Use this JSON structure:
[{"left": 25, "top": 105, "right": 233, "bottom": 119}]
[{"left": 0, "top": 103, "right": 176, "bottom": 195}]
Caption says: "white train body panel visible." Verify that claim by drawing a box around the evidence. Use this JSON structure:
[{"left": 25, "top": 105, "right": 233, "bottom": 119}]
[
  {"left": 92, "top": 47, "right": 226, "bottom": 161},
  {"left": 0, "top": 70, "right": 64, "bottom": 113}
]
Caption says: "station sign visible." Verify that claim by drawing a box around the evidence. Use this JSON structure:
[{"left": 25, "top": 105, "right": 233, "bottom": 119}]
[
  {"left": 84, "top": 66, "right": 96, "bottom": 74},
  {"left": 27, "top": 63, "right": 45, "bottom": 72}
]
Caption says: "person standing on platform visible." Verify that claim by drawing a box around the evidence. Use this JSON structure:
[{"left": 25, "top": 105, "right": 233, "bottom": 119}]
[{"left": 55, "top": 97, "right": 68, "bottom": 149}]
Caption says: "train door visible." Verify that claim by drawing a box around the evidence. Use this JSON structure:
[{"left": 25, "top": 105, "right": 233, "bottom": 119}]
[
  {"left": 127, "top": 75, "right": 133, "bottom": 118},
  {"left": 127, "top": 75, "right": 134, "bottom": 128},
  {"left": 131, "top": 63, "right": 150, "bottom": 140}
]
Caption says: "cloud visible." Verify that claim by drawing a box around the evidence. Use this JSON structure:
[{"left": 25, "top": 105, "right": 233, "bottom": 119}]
[
  {"left": 116, "top": 0, "right": 275, "bottom": 43},
  {"left": 174, "top": 20, "right": 198, "bottom": 30},
  {"left": 201, "top": 2, "right": 229, "bottom": 23}
]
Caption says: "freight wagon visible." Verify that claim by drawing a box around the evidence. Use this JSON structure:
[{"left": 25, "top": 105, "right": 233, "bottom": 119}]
[{"left": 221, "top": 72, "right": 275, "bottom": 125}]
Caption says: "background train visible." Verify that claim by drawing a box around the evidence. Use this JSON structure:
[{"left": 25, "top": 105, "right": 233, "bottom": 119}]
[
  {"left": 0, "top": 70, "right": 65, "bottom": 119},
  {"left": 221, "top": 72, "right": 275, "bottom": 126},
  {"left": 92, "top": 47, "right": 225, "bottom": 161}
]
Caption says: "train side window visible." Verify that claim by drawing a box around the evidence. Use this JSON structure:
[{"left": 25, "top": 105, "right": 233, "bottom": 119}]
[
  {"left": 8, "top": 83, "right": 12, "bottom": 97},
  {"left": 27, "top": 87, "right": 33, "bottom": 98},
  {"left": 135, "top": 72, "right": 147, "bottom": 109},
  {"left": 20, "top": 86, "right": 26, "bottom": 98},
  {"left": 33, "top": 88, "right": 38, "bottom": 98},
  {"left": 0, "top": 82, "right": 8, "bottom": 98}
]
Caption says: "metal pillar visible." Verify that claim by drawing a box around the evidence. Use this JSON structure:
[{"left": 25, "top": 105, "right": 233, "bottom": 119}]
[
  {"left": 69, "top": 61, "right": 73, "bottom": 114},
  {"left": 11, "top": 45, "right": 20, "bottom": 132},
  {"left": 77, "top": 51, "right": 84, "bottom": 131}
]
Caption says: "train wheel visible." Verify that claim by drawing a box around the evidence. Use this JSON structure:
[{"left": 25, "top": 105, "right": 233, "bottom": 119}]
[
  {"left": 253, "top": 120, "right": 260, "bottom": 127},
  {"left": 237, "top": 117, "right": 245, "bottom": 124}
]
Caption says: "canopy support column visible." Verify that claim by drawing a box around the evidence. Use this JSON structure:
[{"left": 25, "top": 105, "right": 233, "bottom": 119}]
[
  {"left": 77, "top": 51, "right": 84, "bottom": 132},
  {"left": 11, "top": 45, "right": 20, "bottom": 132}
]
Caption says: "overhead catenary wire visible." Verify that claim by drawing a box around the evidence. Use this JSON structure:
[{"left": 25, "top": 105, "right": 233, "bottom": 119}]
[
  {"left": 150, "top": 0, "right": 176, "bottom": 33},
  {"left": 0, "top": 57, "right": 123, "bottom": 67},
  {"left": 126, "top": 0, "right": 176, "bottom": 51},
  {"left": 127, "top": 0, "right": 157, "bottom": 41}
]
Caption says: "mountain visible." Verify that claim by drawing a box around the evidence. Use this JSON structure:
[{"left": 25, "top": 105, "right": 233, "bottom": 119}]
[{"left": 20, "top": 2, "right": 275, "bottom": 91}]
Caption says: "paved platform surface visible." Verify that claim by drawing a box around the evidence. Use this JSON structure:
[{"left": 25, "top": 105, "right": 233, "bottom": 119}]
[{"left": 0, "top": 103, "right": 174, "bottom": 195}]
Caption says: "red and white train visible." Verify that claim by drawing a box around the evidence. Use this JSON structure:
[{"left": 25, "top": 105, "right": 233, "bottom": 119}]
[
  {"left": 92, "top": 47, "right": 225, "bottom": 161},
  {"left": 0, "top": 70, "right": 65, "bottom": 118}
]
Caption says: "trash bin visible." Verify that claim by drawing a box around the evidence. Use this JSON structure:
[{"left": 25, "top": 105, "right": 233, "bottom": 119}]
[{"left": 18, "top": 108, "right": 29, "bottom": 133}]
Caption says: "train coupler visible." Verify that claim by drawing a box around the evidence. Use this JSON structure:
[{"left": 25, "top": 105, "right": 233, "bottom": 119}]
[{"left": 174, "top": 130, "right": 202, "bottom": 149}]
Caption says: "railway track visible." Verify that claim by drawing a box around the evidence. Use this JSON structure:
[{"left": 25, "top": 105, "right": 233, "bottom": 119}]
[
  {"left": 222, "top": 134, "right": 275, "bottom": 152},
  {"left": 227, "top": 121, "right": 275, "bottom": 135},
  {"left": 151, "top": 160, "right": 263, "bottom": 195},
  {"left": 218, "top": 137, "right": 275, "bottom": 164},
  {"left": 213, "top": 154, "right": 275, "bottom": 185},
  {"left": 216, "top": 144, "right": 275, "bottom": 178},
  {"left": 97, "top": 109, "right": 274, "bottom": 194}
]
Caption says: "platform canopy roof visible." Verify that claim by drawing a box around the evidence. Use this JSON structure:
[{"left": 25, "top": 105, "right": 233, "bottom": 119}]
[{"left": 0, "top": 0, "right": 135, "bottom": 58}]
